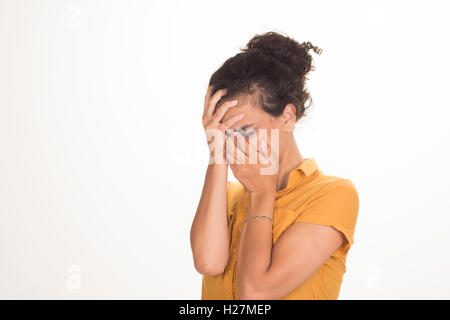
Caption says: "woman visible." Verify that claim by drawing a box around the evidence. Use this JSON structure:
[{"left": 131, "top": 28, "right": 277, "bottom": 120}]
[{"left": 190, "top": 31, "right": 359, "bottom": 300}]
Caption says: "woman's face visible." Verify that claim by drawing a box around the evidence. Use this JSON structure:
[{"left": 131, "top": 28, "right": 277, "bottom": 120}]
[{"left": 218, "top": 93, "right": 291, "bottom": 155}]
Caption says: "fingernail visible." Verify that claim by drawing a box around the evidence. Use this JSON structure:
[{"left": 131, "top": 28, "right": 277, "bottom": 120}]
[
  {"left": 231, "top": 100, "right": 238, "bottom": 106},
  {"left": 236, "top": 113, "right": 244, "bottom": 118}
]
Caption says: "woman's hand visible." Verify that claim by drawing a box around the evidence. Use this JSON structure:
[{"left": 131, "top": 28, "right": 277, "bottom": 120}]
[
  {"left": 202, "top": 86, "right": 244, "bottom": 165},
  {"left": 226, "top": 130, "right": 278, "bottom": 196}
]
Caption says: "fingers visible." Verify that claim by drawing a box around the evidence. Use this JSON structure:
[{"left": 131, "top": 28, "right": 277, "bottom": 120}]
[
  {"left": 225, "top": 134, "right": 236, "bottom": 164},
  {"left": 241, "top": 127, "right": 256, "bottom": 137},
  {"left": 202, "top": 85, "right": 214, "bottom": 121},
  {"left": 246, "top": 130, "right": 259, "bottom": 151},
  {"left": 258, "top": 136, "right": 270, "bottom": 165},
  {"left": 246, "top": 131, "right": 259, "bottom": 164},
  {"left": 230, "top": 130, "right": 251, "bottom": 153},
  {"left": 220, "top": 112, "right": 244, "bottom": 130},
  {"left": 225, "top": 132, "right": 247, "bottom": 165},
  {"left": 234, "top": 140, "right": 247, "bottom": 164},
  {"left": 203, "top": 85, "right": 213, "bottom": 112},
  {"left": 226, "top": 131, "right": 251, "bottom": 165},
  {"left": 235, "top": 131, "right": 248, "bottom": 157},
  {"left": 212, "top": 99, "right": 239, "bottom": 124},
  {"left": 227, "top": 134, "right": 248, "bottom": 164},
  {"left": 241, "top": 131, "right": 271, "bottom": 165},
  {"left": 204, "top": 88, "right": 227, "bottom": 121},
  {"left": 224, "top": 129, "right": 278, "bottom": 166}
]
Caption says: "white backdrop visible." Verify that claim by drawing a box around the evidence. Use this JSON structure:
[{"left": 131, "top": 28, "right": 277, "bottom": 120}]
[{"left": 1, "top": 0, "right": 449, "bottom": 299}]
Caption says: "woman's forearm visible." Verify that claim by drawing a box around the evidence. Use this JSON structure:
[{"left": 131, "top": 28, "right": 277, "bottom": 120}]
[
  {"left": 190, "top": 163, "right": 230, "bottom": 276},
  {"left": 236, "top": 192, "right": 275, "bottom": 299}
]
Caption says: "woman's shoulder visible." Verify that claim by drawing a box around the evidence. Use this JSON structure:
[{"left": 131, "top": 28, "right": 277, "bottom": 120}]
[
  {"left": 302, "top": 172, "right": 360, "bottom": 224},
  {"left": 293, "top": 172, "right": 360, "bottom": 256},
  {"left": 309, "top": 171, "right": 358, "bottom": 198}
]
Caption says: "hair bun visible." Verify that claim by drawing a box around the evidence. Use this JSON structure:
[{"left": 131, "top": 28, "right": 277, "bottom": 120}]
[{"left": 243, "top": 31, "right": 322, "bottom": 76}]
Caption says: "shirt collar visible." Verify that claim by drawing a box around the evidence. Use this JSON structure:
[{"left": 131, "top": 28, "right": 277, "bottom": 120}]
[
  {"left": 275, "top": 157, "right": 318, "bottom": 196},
  {"left": 296, "top": 157, "right": 318, "bottom": 176}
]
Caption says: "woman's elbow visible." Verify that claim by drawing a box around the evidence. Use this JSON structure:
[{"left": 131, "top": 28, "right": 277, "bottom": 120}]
[{"left": 194, "top": 261, "right": 226, "bottom": 276}]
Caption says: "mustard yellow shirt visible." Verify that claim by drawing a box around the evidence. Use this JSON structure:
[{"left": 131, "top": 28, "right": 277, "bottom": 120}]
[{"left": 201, "top": 157, "right": 359, "bottom": 300}]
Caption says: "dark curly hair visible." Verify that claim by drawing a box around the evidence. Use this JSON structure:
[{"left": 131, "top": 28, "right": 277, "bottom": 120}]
[{"left": 209, "top": 31, "right": 322, "bottom": 122}]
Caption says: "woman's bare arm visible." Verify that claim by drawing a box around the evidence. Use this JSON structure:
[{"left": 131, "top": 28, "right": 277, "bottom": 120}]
[
  {"left": 229, "top": 136, "right": 349, "bottom": 300},
  {"left": 190, "top": 163, "right": 229, "bottom": 276},
  {"left": 190, "top": 86, "right": 244, "bottom": 276}
]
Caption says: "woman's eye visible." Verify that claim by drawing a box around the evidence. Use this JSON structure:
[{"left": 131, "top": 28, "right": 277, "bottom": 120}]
[{"left": 241, "top": 129, "right": 256, "bottom": 137}]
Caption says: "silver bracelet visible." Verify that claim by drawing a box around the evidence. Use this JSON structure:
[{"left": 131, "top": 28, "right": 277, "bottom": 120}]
[{"left": 243, "top": 215, "right": 274, "bottom": 225}]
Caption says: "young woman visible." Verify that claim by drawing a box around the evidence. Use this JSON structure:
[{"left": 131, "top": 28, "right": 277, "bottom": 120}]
[{"left": 190, "top": 31, "right": 359, "bottom": 300}]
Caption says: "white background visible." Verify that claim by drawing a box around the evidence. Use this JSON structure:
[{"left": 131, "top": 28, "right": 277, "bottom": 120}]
[{"left": 1, "top": 0, "right": 449, "bottom": 299}]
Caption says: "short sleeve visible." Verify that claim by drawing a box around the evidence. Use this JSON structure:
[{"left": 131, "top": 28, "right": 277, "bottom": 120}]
[
  {"left": 226, "top": 180, "right": 244, "bottom": 223},
  {"left": 294, "top": 179, "right": 360, "bottom": 257}
]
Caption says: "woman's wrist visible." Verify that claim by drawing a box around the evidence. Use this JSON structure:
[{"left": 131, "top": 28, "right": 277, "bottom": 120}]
[
  {"left": 247, "top": 191, "right": 275, "bottom": 217},
  {"left": 249, "top": 190, "right": 276, "bottom": 201},
  {"left": 208, "top": 162, "right": 227, "bottom": 167}
]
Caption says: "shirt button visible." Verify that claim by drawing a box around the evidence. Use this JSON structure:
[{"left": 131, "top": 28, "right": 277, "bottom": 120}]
[
  {"left": 227, "top": 269, "right": 232, "bottom": 275},
  {"left": 233, "top": 248, "right": 237, "bottom": 253}
]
